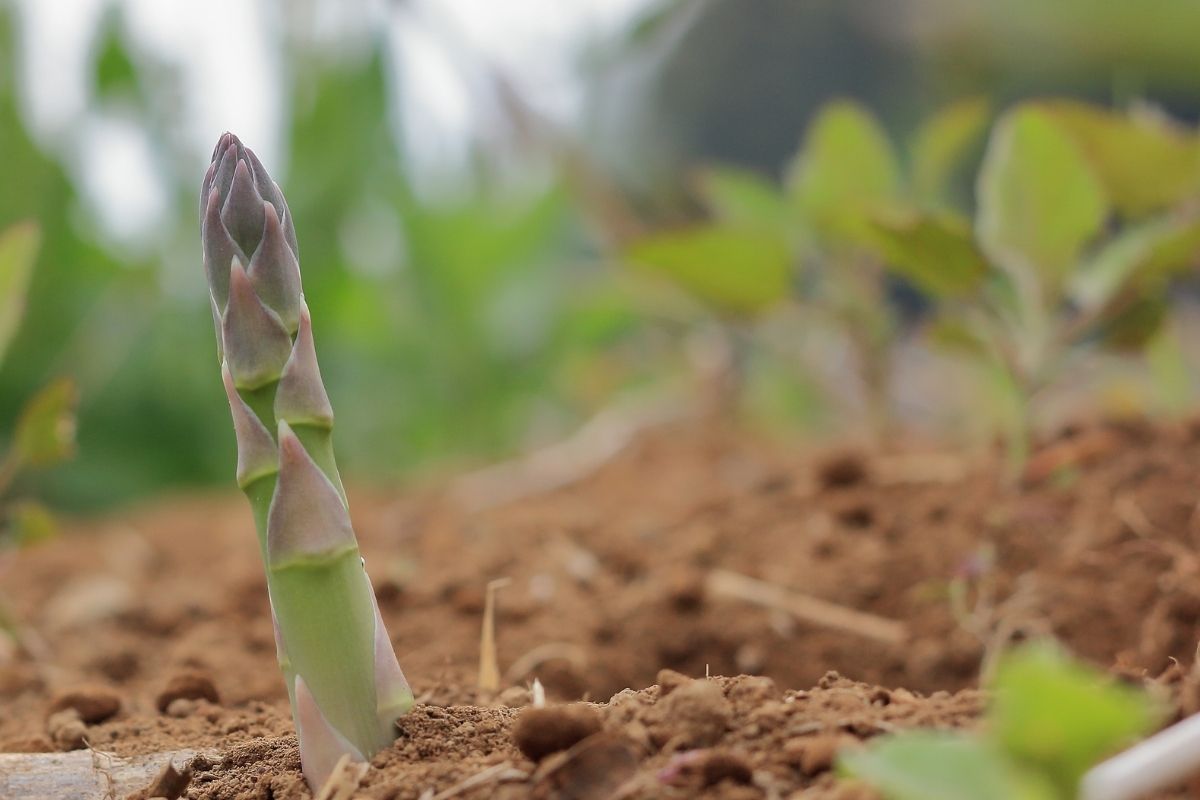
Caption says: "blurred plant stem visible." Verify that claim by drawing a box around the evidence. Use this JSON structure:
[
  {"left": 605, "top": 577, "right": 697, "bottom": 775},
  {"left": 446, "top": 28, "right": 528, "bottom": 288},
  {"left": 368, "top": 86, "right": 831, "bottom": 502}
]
[{"left": 0, "top": 451, "right": 20, "bottom": 498}]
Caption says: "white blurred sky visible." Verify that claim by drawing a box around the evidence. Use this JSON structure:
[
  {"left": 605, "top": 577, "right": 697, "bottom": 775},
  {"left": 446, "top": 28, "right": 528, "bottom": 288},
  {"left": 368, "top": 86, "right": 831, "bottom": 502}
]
[{"left": 11, "top": 0, "right": 651, "bottom": 243}]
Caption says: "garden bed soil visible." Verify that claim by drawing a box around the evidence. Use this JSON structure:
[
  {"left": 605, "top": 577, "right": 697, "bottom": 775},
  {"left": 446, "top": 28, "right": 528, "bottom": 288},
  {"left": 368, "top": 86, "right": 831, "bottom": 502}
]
[{"left": 4, "top": 418, "right": 1200, "bottom": 798}]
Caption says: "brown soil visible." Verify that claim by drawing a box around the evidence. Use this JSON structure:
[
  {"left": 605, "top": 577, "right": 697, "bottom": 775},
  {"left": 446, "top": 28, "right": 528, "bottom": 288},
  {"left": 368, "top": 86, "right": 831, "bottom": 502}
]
[{"left": 3, "top": 418, "right": 1200, "bottom": 798}]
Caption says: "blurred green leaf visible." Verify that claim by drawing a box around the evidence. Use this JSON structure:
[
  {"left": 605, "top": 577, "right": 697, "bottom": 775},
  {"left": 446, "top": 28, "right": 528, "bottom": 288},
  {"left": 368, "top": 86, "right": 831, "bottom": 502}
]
[
  {"left": 5, "top": 500, "right": 58, "bottom": 548},
  {"left": 0, "top": 221, "right": 40, "bottom": 367},
  {"left": 928, "top": 316, "right": 994, "bottom": 358},
  {"left": 911, "top": 97, "right": 991, "bottom": 206},
  {"left": 839, "top": 732, "right": 1054, "bottom": 800},
  {"left": 696, "top": 165, "right": 792, "bottom": 232},
  {"left": 12, "top": 378, "right": 78, "bottom": 470},
  {"left": 1093, "top": 295, "right": 1168, "bottom": 351},
  {"left": 1041, "top": 100, "right": 1200, "bottom": 219},
  {"left": 1070, "top": 213, "right": 1200, "bottom": 312},
  {"left": 787, "top": 100, "right": 901, "bottom": 246},
  {"left": 977, "top": 106, "right": 1108, "bottom": 284},
  {"left": 1146, "top": 323, "right": 1193, "bottom": 416},
  {"left": 626, "top": 226, "right": 791, "bottom": 316},
  {"left": 992, "top": 643, "right": 1158, "bottom": 794},
  {"left": 870, "top": 210, "right": 989, "bottom": 298},
  {"left": 93, "top": 10, "right": 139, "bottom": 100}
]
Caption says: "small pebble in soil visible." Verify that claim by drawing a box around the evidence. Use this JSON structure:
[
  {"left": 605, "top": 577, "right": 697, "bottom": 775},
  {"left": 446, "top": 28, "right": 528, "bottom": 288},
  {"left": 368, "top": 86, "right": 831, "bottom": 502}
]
[
  {"left": 46, "top": 708, "right": 87, "bottom": 750},
  {"left": 156, "top": 671, "right": 219, "bottom": 713},
  {"left": 512, "top": 703, "right": 604, "bottom": 762},
  {"left": 130, "top": 760, "right": 192, "bottom": 800},
  {"left": 816, "top": 450, "right": 869, "bottom": 489},
  {"left": 783, "top": 733, "right": 860, "bottom": 776},
  {"left": 657, "top": 678, "right": 732, "bottom": 748},
  {"left": 166, "top": 698, "right": 197, "bottom": 718},
  {"left": 700, "top": 749, "right": 754, "bottom": 787},
  {"left": 662, "top": 748, "right": 756, "bottom": 788},
  {"left": 655, "top": 668, "right": 691, "bottom": 697},
  {"left": 48, "top": 685, "right": 122, "bottom": 724}
]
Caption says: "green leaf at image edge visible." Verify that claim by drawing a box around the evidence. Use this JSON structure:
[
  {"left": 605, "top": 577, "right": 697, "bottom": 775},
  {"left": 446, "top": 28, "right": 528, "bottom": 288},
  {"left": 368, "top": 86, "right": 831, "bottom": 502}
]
[
  {"left": 838, "top": 731, "right": 1056, "bottom": 800},
  {"left": 1039, "top": 100, "right": 1200, "bottom": 219},
  {"left": 4, "top": 500, "right": 59, "bottom": 548},
  {"left": 624, "top": 225, "right": 791, "bottom": 317},
  {"left": 0, "top": 221, "right": 41, "bottom": 367},
  {"left": 1070, "top": 212, "right": 1200, "bottom": 313},
  {"left": 12, "top": 378, "right": 79, "bottom": 470},
  {"left": 991, "top": 643, "right": 1159, "bottom": 795}
]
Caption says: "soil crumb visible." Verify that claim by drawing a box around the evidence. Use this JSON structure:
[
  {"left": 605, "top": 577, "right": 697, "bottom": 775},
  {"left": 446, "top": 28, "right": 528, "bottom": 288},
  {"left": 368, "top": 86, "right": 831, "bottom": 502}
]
[{"left": 512, "top": 704, "right": 603, "bottom": 762}]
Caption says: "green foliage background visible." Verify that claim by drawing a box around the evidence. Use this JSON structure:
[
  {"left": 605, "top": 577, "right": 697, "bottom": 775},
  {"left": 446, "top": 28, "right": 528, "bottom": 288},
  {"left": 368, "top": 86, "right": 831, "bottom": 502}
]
[
  {"left": 0, "top": 13, "right": 641, "bottom": 509},
  {"left": 5, "top": 2, "right": 1200, "bottom": 509}
]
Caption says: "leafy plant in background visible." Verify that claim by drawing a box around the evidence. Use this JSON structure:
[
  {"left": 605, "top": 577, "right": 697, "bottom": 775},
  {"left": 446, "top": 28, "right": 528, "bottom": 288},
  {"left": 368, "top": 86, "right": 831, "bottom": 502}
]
[
  {"left": 200, "top": 133, "right": 412, "bottom": 789},
  {"left": 1, "top": 17, "right": 609, "bottom": 510},
  {"left": 782, "top": 98, "right": 992, "bottom": 437},
  {"left": 278, "top": 40, "right": 613, "bottom": 475},
  {"left": 840, "top": 643, "right": 1159, "bottom": 799},
  {"left": 626, "top": 97, "right": 990, "bottom": 433},
  {"left": 0, "top": 222, "right": 78, "bottom": 647},
  {"left": 633, "top": 97, "right": 1200, "bottom": 460},
  {"left": 917, "top": 101, "right": 1200, "bottom": 469},
  {"left": 623, "top": 225, "right": 793, "bottom": 416}
]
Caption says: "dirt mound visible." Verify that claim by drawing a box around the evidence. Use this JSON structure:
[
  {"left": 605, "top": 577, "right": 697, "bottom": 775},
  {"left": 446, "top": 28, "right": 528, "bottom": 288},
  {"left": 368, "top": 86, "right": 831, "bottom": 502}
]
[
  {"left": 185, "top": 673, "right": 983, "bottom": 800},
  {"left": 3, "top": 419, "right": 1200, "bottom": 796}
]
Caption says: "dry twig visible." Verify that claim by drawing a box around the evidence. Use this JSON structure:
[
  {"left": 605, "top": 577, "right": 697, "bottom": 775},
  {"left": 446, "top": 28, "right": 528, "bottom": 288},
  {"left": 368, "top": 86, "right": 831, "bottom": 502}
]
[
  {"left": 425, "top": 762, "right": 528, "bottom": 800},
  {"left": 452, "top": 395, "right": 685, "bottom": 512},
  {"left": 315, "top": 753, "right": 368, "bottom": 800},
  {"left": 706, "top": 569, "right": 907, "bottom": 645},
  {"left": 478, "top": 578, "right": 512, "bottom": 694},
  {"left": 504, "top": 642, "right": 588, "bottom": 686}
]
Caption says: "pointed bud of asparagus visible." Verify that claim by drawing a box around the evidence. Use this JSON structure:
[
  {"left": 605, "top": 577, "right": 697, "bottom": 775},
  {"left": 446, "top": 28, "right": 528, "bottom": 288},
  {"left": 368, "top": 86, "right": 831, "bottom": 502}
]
[
  {"left": 267, "top": 421, "right": 355, "bottom": 566},
  {"left": 295, "top": 676, "right": 365, "bottom": 789},
  {"left": 209, "top": 295, "right": 225, "bottom": 362},
  {"left": 275, "top": 303, "right": 334, "bottom": 428},
  {"left": 222, "top": 160, "right": 267, "bottom": 255},
  {"left": 202, "top": 140, "right": 237, "bottom": 216},
  {"left": 222, "top": 259, "right": 293, "bottom": 390},
  {"left": 242, "top": 147, "right": 301, "bottom": 258},
  {"left": 370, "top": 581, "right": 414, "bottom": 722},
  {"left": 202, "top": 189, "right": 242, "bottom": 311},
  {"left": 248, "top": 203, "right": 303, "bottom": 333},
  {"left": 221, "top": 362, "right": 278, "bottom": 488}
]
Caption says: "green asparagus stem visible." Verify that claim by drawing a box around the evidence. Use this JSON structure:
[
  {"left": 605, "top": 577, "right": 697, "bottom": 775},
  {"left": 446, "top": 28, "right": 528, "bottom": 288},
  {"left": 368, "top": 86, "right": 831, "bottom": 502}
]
[{"left": 200, "top": 133, "right": 412, "bottom": 788}]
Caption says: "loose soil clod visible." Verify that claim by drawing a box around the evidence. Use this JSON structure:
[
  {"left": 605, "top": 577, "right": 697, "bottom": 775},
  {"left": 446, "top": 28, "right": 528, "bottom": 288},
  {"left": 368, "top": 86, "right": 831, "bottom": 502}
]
[
  {"left": 48, "top": 686, "right": 122, "bottom": 724},
  {"left": 654, "top": 679, "right": 732, "bottom": 749},
  {"left": 129, "top": 759, "right": 192, "bottom": 800},
  {"left": 512, "top": 704, "right": 604, "bottom": 762},
  {"left": 156, "top": 673, "right": 220, "bottom": 714},
  {"left": 45, "top": 709, "right": 88, "bottom": 751}
]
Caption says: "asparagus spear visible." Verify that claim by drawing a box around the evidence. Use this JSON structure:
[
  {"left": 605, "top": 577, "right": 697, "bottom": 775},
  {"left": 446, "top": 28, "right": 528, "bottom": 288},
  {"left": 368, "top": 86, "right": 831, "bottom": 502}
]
[{"left": 200, "top": 133, "right": 412, "bottom": 788}]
